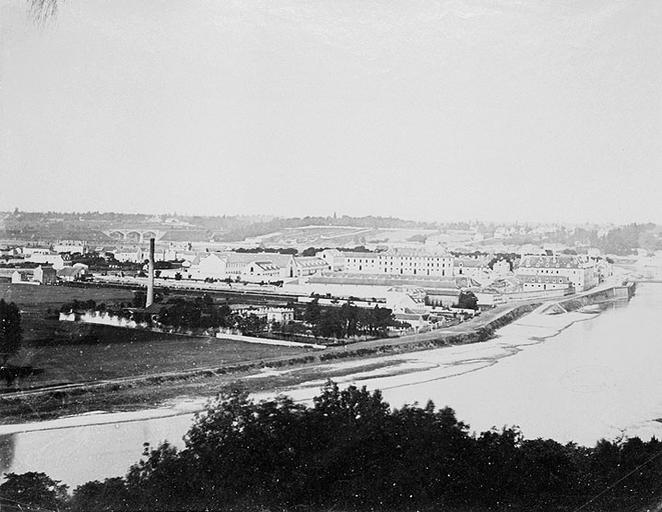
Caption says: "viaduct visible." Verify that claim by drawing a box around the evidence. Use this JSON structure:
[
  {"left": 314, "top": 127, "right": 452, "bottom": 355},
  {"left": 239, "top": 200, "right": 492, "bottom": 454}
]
[{"left": 103, "top": 229, "right": 167, "bottom": 243}]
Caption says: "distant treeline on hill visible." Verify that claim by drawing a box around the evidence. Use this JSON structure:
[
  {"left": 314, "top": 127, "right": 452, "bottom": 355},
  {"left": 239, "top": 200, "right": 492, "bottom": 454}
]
[
  {"left": 2, "top": 211, "right": 660, "bottom": 256},
  {"left": 218, "top": 215, "right": 438, "bottom": 242},
  {"left": 3, "top": 382, "right": 661, "bottom": 512},
  {"left": 232, "top": 245, "right": 376, "bottom": 256},
  {"left": 0, "top": 211, "right": 436, "bottom": 242}
]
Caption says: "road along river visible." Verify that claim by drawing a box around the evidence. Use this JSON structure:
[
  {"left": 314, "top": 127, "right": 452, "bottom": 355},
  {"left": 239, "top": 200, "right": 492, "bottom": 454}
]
[{"left": 1, "top": 283, "right": 661, "bottom": 488}]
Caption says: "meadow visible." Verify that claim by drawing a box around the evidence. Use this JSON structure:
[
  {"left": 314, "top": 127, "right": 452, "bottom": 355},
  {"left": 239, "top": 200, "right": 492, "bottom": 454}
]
[{"left": 0, "top": 282, "right": 306, "bottom": 389}]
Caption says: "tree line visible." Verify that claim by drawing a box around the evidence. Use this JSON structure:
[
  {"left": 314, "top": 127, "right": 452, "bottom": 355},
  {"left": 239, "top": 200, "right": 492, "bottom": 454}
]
[
  {"left": 301, "top": 300, "right": 396, "bottom": 338},
  {"left": 2, "top": 382, "right": 662, "bottom": 511}
]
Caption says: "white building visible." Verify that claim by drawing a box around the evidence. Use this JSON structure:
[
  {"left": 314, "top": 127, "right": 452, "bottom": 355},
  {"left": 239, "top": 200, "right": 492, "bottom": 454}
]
[
  {"left": 234, "top": 307, "right": 295, "bottom": 324},
  {"left": 316, "top": 249, "right": 345, "bottom": 271},
  {"left": 593, "top": 257, "right": 614, "bottom": 283},
  {"left": 242, "top": 261, "right": 283, "bottom": 282},
  {"left": 57, "top": 264, "right": 88, "bottom": 282},
  {"left": 384, "top": 287, "right": 428, "bottom": 314},
  {"left": 25, "top": 251, "right": 66, "bottom": 270},
  {"left": 11, "top": 270, "right": 36, "bottom": 285},
  {"left": 113, "top": 247, "right": 145, "bottom": 263},
  {"left": 342, "top": 252, "right": 380, "bottom": 273},
  {"left": 53, "top": 241, "right": 87, "bottom": 254},
  {"left": 266, "top": 308, "right": 295, "bottom": 324},
  {"left": 288, "top": 256, "right": 330, "bottom": 278},
  {"left": 453, "top": 256, "right": 490, "bottom": 278},
  {"left": 21, "top": 247, "right": 50, "bottom": 257},
  {"left": 515, "top": 255, "right": 597, "bottom": 292},
  {"left": 492, "top": 259, "right": 512, "bottom": 277},
  {"left": 189, "top": 252, "right": 293, "bottom": 282},
  {"left": 343, "top": 248, "right": 454, "bottom": 277}
]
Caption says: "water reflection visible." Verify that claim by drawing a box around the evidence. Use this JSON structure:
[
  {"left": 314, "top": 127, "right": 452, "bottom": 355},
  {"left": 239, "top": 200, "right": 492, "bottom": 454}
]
[
  {"left": 1, "top": 413, "right": 193, "bottom": 488},
  {"left": 0, "top": 434, "right": 16, "bottom": 475}
]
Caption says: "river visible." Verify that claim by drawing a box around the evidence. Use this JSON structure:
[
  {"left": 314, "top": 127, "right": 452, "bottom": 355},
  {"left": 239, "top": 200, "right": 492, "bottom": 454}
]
[{"left": 1, "top": 283, "right": 661, "bottom": 488}]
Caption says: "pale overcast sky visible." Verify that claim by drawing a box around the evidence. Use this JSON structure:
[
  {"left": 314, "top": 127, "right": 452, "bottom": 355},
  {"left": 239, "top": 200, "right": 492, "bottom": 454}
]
[{"left": 1, "top": 0, "right": 660, "bottom": 223}]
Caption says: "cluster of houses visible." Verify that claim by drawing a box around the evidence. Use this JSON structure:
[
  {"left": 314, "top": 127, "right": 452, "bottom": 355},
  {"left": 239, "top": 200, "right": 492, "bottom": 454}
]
[
  {"left": 3, "top": 238, "right": 614, "bottom": 305},
  {"left": 182, "top": 252, "right": 330, "bottom": 282},
  {"left": 11, "top": 263, "right": 89, "bottom": 285},
  {"left": 1, "top": 240, "right": 92, "bottom": 285}
]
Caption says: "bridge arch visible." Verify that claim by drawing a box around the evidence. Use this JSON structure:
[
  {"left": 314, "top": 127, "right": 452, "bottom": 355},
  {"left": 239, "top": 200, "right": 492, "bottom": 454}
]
[
  {"left": 125, "top": 231, "right": 142, "bottom": 242},
  {"left": 109, "top": 231, "right": 125, "bottom": 240}
]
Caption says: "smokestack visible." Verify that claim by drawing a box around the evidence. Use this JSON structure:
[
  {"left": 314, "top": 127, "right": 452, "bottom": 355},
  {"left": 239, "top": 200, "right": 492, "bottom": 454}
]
[{"left": 146, "top": 237, "right": 155, "bottom": 308}]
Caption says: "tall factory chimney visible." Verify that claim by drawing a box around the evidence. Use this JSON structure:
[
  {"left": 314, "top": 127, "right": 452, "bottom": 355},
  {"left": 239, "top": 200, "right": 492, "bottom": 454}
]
[{"left": 146, "top": 237, "right": 155, "bottom": 308}]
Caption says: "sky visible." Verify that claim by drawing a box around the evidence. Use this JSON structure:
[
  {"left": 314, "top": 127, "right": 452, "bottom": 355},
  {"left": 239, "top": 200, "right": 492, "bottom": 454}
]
[{"left": 1, "top": 0, "right": 660, "bottom": 224}]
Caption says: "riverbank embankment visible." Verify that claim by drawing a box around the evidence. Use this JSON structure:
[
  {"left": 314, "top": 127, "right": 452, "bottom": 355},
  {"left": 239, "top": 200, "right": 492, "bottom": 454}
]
[
  {"left": 0, "top": 284, "right": 631, "bottom": 424},
  {"left": 0, "top": 302, "right": 534, "bottom": 423}
]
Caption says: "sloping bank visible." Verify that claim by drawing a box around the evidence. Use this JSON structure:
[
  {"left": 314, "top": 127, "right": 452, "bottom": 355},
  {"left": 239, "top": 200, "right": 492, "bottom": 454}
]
[{"left": 0, "top": 304, "right": 538, "bottom": 422}]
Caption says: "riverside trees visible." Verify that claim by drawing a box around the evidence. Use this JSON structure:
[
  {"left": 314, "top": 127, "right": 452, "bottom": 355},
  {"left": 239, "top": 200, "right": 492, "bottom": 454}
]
[{"left": 303, "top": 299, "right": 395, "bottom": 338}]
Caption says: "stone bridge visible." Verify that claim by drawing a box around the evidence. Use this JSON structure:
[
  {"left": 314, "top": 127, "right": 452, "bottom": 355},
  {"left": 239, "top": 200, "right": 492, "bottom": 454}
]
[{"left": 103, "top": 229, "right": 167, "bottom": 243}]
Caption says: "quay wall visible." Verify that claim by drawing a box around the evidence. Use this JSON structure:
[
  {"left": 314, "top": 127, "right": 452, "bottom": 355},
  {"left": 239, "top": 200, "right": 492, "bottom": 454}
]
[{"left": 554, "top": 282, "right": 636, "bottom": 312}]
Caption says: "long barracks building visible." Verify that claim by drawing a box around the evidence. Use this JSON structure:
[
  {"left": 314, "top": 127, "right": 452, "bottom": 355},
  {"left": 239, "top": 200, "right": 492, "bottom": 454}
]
[{"left": 340, "top": 248, "right": 454, "bottom": 278}]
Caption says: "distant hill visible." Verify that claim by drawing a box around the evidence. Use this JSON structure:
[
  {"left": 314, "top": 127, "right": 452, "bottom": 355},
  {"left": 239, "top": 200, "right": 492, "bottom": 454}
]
[{"left": 0, "top": 211, "right": 437, "bottom": 244}]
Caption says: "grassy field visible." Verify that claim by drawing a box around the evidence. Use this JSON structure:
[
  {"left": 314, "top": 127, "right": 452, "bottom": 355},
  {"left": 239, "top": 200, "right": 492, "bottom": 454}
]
[
  {"left": 0, "top": 282, "right": 135, "bottom": 342},
  {"left": 16, "top": 324, "right": 307, "bottom": 388},
  {"left": 0, "top": 282, "right": 307, "bottom": 389}
]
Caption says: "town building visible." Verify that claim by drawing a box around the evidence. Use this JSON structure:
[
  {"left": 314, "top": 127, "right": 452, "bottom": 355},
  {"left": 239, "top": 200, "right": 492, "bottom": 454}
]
[
  {"left": 26, "top": 251, "right": 67, "bottom": 270},
  {"left": 515, "top": 255, "right": 597, "bottom": 292},
  {"left": 57, "top": 264, "right": 88, "bottom": 282},
  {"left": 113, "top": 247, "right": 145, "bottom": 263},
  {"left": 452, "top": 256, "right": 491, "bottom": 278},
  {"left": 288, "top": 256, "right": 330, "bottom": 278},
  {"left": 53, "top": 241, "right": 87, "bottom": 254},
  {"left": 241, "top": 261, "right": 283, "bottom": 282},
  {"left": 265, "top": 308, "right": 295, "bottom": 324},
  {"left": 316, "top": 249, "right": 345, "bottom": 271},
  {"left": 492, "top": 259, "right": 512, "bottom": 277},
  {"left": 233, "top": 307, "right": 295, "bottom": 325},
  {"left": 342, "top": 252, "right": 380, "bottom": 273},
  {"left": 11, "top": 270, "right": 36, "bottom": 285},
  {"left": 593, "top": 257, "right": 614, "bottom": 283},
  {"left": 33, "top": 265, "right": 58, "bottom": 285},
  {"left": 342, "top": 248, "right": 454, "bottom": 277},
  {"left": 188, "top": 252, "right": 292, "bottom": 282}
]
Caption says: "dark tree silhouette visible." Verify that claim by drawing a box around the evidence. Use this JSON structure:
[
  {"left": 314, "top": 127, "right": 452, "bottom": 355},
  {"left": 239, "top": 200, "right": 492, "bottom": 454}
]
[
  {"left": 0, "top": 299, "right": 22, "bottom": 365},
  {"left": 0, "top": 472, "right": 68, "bottom": 511},
  {"left": 457, "top": 290, "right": 478, "bottom": 310}
]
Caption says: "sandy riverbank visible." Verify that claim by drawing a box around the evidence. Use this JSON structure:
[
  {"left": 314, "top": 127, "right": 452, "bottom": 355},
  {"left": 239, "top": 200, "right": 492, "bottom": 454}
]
[{"left": 0, "top": 306, "right": 597, "bottom": 436}]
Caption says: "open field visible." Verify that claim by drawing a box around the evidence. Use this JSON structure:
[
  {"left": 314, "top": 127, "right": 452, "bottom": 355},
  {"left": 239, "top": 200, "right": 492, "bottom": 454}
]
[
  {"left": 0, "top": 282, "right": 135, "bottom": 342},
  {"left": 0, "top": 282, "right": 308, "bottom": 390},
  {"left": 13, "top": 325, "right": 308, "bottom": 388}
]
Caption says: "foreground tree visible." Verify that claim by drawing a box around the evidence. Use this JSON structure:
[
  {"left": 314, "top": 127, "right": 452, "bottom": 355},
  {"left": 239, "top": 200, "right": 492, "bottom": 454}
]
[
  {"left": 70, "top": 477, "right": 132, "bottom": 512},
  {"left": 0, "top": 299, "right": 22, "bottom": 365},
  {"left": 456, "top": 290, "right": 478, "bottom": 310},
  {"left": 10, "top": 381, "right": 662, "bottom": 511},
  {"left": 0, "top": 472, "right": 68, "bottom": 511}
]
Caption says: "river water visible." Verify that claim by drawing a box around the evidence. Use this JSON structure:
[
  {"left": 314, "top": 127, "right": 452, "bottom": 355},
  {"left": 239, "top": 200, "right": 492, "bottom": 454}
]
[{"left": 1, "top": 283, "right": 661, "bottom": 488}]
